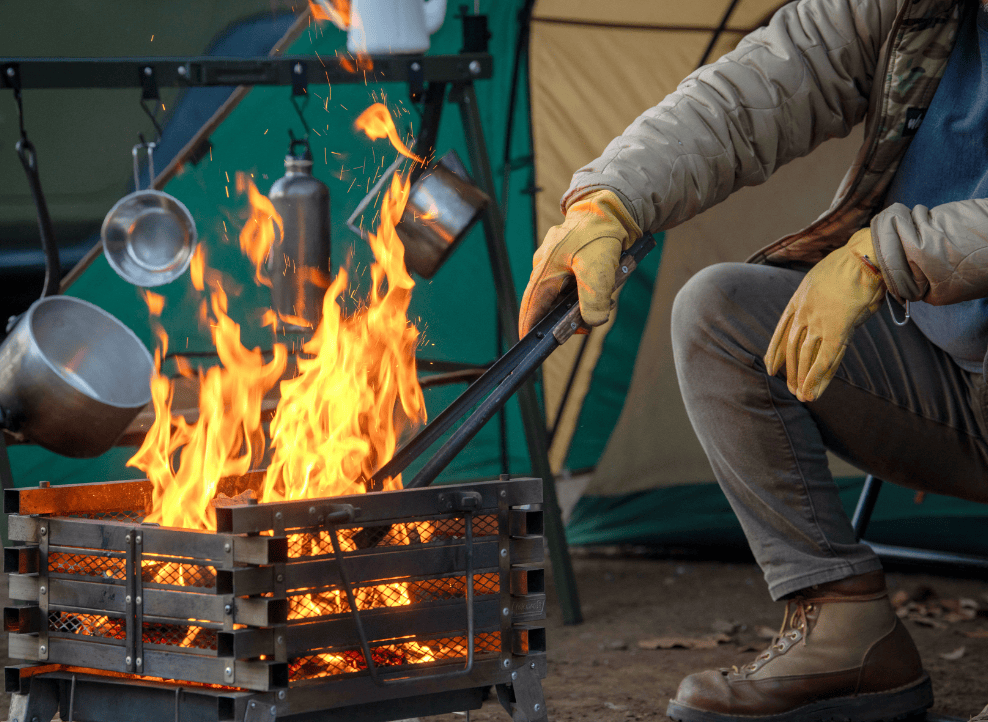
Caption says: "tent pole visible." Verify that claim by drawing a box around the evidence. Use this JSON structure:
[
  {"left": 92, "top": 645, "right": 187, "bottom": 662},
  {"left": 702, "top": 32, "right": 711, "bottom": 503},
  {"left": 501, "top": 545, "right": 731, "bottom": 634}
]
[{"left": 454, "top": 79, "right": 583, "bottom": 625}]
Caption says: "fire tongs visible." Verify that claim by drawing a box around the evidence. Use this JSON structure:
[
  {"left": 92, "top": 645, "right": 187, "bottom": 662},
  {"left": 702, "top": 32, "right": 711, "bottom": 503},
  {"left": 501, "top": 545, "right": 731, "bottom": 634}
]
[{"left": 368, "top": 232, "right": 657, "bottom": 490}]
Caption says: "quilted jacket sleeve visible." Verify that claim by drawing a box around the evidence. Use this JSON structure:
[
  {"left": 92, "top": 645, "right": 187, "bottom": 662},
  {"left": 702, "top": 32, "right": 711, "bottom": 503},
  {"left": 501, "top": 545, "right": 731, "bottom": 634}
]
[
  {"left": 872, "top": 200, "right": 988, "bottom": 304},
  {"left": 562, "top": 0, "right": 900, "bottom": 233}
]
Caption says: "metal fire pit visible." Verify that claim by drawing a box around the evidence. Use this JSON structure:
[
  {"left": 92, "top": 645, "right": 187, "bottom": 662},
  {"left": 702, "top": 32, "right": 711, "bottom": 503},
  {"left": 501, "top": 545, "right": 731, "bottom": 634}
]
[{"left": 3, "top": 476, "right": 548, "bottom": 722}]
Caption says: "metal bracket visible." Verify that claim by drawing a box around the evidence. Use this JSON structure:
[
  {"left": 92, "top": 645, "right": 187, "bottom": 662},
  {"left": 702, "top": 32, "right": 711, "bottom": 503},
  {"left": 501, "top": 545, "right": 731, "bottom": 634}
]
[
  {"left": 36, "top": 519, "right": 49, "bottom": 662},
  {"left": 7, "top": 676, "right": 59, "bottom": 722},
  {"left": 437, "top": 490, "right": 482, "bottom": 513},
  {"left": 139, "top": 65, "right": 158, "bottom": 100},
  {"left": 495, "top": 665, "right": 547, "bottom": 722},
  {"left": 244, "top": 698, "right": 277, "bottom": 722},
  {"left": 408, "top": 60, "right": 425, "bottom": 102},
  {"left": 124, "top": 528, "right": 139, "bottom": 673},
  {"left": 291, "top": 61, "right": 307, "bottom": 96}
]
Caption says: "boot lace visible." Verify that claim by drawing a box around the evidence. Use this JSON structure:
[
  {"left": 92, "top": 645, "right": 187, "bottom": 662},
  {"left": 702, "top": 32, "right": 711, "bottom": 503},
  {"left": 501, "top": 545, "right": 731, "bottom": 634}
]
[{"left": 728, "top": 598, "right": 815, "bottom": 677}]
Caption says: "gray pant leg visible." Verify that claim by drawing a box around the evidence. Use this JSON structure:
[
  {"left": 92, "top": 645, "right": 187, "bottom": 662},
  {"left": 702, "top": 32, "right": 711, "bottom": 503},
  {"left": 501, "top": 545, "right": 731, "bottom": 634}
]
[{"left": 670, "top": 262, "right": 988, "bottom": 600}]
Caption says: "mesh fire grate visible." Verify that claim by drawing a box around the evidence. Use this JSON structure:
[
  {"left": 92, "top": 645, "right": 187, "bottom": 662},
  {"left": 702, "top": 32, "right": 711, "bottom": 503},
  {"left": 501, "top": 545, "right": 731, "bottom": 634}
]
[{"left": 3, "top": 476, "right": 548, "bottom": 722}]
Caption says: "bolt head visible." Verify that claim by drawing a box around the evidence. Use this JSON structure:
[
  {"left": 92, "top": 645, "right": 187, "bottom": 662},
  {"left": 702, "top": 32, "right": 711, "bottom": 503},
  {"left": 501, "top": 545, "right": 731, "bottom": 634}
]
[
  {"left": 530, "top": 662, "right": 536, "bottom": 669},
  {"left": 144, "top": 66, "right": 152, "bottom": 76},
  {"left": 277, "top": 636, "right": 284, "bottom": 645},
  {"left": 500, "top": 548, "right": 508, "bottom": 557},
  {"left": 570, "top": 322, "right": 578, "bottom": 330},
  {"left": 502, "top": 659, "right": 511, "bottom": 668},
  {"left": 136, "top": 657, "right": 142, "bottom": 666},
  {"left": 39, "top": 645, "right": 46, "bottom": 654},
  {"left": 411, "top": 62, "right": 421, "bottom": 71},
  {"left": 278, "top": 690, "right": 286, "bottom": 700},
  {"left": 469, "top": 60, "right": 482, "bottom": 75},
  {"left": 224, "top": 542, "right": 232, "bottom": 552},
  {"left": 125, "top": 534, "right": 131, "bottom": 543},
  {"left": 39, "top": 586, "right": 46, "bottom": 595},
  {"left": 511, "top": 671, "right": 518, "bottom": 680},
  {"left": 136, "top": 596, "right": 142, "bottom": 605},
  {"left": 177, "top": 66, "right": 187, "bottom": 76},
  {"left": 126, "top": 656, "right": 132, "bottom": 665},
  {"left": 294, "top": 63, "right": 302, "bottom": 74},
  {"left": 39, "top": 527, "right": 47, "bottom": 536},
  {"left": 270, "top": 706, "right": 277, "bottom": 715},
  {"left": 276, "top": 574, "right": 284, "bottom": 583},
  {"left": 534, "top": 703, "right": 541, "bottom": 711},
  {"left": 502, "top": 607, "right": 510, "bottom": 617},
  {"left": 126, "top": 595, "right": 132, "bottom": 604},
  {"left": 309, "top": 506, "right": 316, "bottom": 514},
  {"left": 224, "top": 604, "right": 233, "bottom": 614},
  {"left": 621, "top": 265, "right": 629, "bottom": 274},
  {"left": 6, "top": 67, "right": 14, "bottom": 77},
  {"left": 250, "top": 701, "right": 256, "bottom": 709},
  {"left": 275, "top": 512, "right": 283, "bottom": 520},
  {"left": 136, "top": 535, "right": 142, "bottom": 544},
  {"left": 226, "top": 667, "right": 233, "bottom": 676}
]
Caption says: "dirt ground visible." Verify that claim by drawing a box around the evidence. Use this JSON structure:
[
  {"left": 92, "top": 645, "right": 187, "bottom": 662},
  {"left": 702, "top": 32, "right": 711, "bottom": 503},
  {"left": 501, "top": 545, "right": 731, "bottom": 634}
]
[
  {"left": 421, "top": 552, "right": 988, "bottom": 722},
  {"left": 1, "top": 555, "right": 984, "bottom": 722}
]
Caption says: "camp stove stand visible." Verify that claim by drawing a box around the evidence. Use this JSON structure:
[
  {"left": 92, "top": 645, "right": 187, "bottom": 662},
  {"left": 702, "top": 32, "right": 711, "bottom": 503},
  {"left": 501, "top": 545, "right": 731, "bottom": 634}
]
[{"left": 4, "top": 476, "right": 547, "bottom": 722}]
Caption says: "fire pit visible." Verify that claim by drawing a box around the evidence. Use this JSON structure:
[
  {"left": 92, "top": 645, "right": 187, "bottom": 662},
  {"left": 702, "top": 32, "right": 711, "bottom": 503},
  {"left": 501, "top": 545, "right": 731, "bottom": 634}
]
[{"left": 3, "top": 475, "right": 547, "bottom": 722}]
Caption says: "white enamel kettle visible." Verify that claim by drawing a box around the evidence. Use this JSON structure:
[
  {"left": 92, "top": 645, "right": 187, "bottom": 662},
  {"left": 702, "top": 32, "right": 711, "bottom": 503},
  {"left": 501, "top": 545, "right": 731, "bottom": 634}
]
[{"left": 345, "top": 0, "right": 447, "bottom": 55}]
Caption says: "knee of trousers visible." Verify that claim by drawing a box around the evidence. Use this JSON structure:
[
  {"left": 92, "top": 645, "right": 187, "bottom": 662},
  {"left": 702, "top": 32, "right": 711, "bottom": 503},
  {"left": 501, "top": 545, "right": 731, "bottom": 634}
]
[{"left": 671, "top": 262, "right": 759, "bottom": 362}]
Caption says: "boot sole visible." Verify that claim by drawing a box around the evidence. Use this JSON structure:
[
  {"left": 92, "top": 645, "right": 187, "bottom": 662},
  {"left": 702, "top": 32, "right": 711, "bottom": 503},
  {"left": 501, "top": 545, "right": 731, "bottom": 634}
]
[{"left": 665, "top": 674, "right": 933, "bottom": 722}]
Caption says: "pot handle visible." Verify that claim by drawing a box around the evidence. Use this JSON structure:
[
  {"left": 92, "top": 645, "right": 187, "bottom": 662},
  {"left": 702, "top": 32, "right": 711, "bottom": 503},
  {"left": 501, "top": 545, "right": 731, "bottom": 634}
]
[
  {"left": 132, "top": 142, "right": 157, "bottom": 191},
  {"left": 15, "top": 139, "right": 60, "bottom": 299}
]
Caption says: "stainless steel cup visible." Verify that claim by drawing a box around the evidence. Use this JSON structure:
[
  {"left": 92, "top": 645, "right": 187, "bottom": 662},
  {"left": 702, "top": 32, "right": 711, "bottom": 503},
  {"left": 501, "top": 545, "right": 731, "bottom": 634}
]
[
  {"left": 0, "top": 296, "right": 154, "bottom": 457},
  {"left": 102, "top": 143, "right": 197, "bottom": 287}
]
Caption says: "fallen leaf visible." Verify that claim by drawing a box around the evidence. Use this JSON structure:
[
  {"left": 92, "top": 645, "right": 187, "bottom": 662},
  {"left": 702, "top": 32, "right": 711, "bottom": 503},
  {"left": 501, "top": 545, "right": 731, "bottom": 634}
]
[
  {"left": 638, "top": 633, "right": 731, "bottom": 650},
  {"left": 755, "top": 626, "right": 778, "bottom": 639},
  {"left": 603, "top": 702, "right": 627, "bottom": 711},
  {"left": 939, "top": 646, "right": 965, "bottom": 661},
  {"left": 959, "top": 628, "right": 988, "bottom": 639}
]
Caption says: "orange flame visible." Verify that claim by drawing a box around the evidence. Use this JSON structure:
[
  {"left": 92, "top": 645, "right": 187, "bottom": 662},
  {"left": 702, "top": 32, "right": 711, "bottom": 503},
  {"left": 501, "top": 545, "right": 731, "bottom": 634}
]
[
  {"left": 309, "top": 0, "right": 350, "bottom": 28},
  {"left": 129, "top": 158, "right": 425, "bottom": 530},
  {"left": 355, "top": 103, "right": 424, "bottom": 164},
  {"left": 339, "top": 53, "right": 374, "bottom": 74},
  {"left": 236, "top": 172, "right": 282, "bottom": 288}
]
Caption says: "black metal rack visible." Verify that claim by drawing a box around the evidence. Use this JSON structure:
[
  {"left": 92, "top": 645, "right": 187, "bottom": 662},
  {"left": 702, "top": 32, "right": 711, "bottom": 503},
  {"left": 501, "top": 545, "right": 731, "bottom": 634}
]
[{"left": 0, "top": 47, "right": 583, "bottom": 626}]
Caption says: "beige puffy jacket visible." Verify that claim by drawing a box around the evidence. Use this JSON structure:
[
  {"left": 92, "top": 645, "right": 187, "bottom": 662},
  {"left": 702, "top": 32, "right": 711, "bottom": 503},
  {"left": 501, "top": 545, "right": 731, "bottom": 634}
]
[{"left": 563, "top": 0, "right": 988, "bottom": 309}]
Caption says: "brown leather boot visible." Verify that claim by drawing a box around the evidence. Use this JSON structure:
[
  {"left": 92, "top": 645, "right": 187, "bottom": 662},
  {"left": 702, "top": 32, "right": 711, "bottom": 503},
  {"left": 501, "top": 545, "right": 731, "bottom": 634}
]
[{"left": 666, "top": 571, "right": 933, "bottom": 721}]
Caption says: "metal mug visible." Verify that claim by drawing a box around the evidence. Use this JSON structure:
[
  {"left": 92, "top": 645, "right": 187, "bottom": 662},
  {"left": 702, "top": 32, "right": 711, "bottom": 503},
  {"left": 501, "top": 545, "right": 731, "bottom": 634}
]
[
  {"left": 0, "top": 296, "right": 154, "bottom": 458},
  {"left": 347, "top": 151, "right": 489, "bottom": 278},
  {"left": 102, "top": 143, "right": 198, "bottom": 287}
]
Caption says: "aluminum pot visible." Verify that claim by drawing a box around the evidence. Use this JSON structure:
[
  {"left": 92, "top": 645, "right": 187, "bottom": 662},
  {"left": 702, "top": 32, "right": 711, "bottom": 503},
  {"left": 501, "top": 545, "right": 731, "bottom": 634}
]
[{"left": 0, "top": 296, "right": 154, "bottom": 458}]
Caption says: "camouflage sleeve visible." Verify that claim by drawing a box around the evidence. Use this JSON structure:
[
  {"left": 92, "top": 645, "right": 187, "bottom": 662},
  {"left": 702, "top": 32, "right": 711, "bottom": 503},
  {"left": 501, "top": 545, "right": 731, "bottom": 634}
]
[
  {"left": 561, "top": 0, "right": 901, "bottom": 233},
  {"left": 871, "top": 200, "right": 988, "bottom": 305}
]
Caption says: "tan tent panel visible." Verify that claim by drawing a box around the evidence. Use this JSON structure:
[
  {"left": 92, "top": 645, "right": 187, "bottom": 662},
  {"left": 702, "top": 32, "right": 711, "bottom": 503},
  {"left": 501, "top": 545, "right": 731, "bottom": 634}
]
[{"left": 529, "top": 0, "right": 864, "bottom": 492}]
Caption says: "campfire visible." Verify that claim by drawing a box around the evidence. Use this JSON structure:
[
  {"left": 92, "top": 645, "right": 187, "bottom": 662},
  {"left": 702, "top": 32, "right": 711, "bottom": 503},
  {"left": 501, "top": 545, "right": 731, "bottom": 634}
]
[{"left": 5, "top": 95, "right": 548, "bottom": 722}]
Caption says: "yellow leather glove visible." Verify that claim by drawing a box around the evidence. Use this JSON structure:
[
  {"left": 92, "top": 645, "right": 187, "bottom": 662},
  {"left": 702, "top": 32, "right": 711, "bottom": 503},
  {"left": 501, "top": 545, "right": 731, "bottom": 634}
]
[
  {"left": 765, "top": 227, "right": 886, "bottom": 403},
  {"left": 519, "top": 190, "right": 641, "bottom": 338}
]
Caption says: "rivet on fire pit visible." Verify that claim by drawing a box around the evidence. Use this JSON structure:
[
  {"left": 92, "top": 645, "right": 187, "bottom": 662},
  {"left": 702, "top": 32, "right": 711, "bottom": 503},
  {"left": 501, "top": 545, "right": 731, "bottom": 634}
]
[
  {"left": 511, "top": 671, "right": 517, "bottom": 680},
  {"left": 224, "top": 542, "right": 231, "bottom": 552},
  {"left": 125, "top": 656, "right": 132, "bottom": 665},
  {"left": 224, "top": 604, "right": 232, "bottom": 614},
  {"left": 270, "top": 706, "right": 277, "bottom": 716},
  {"left": 136, "top": 657, "right": 142, "bottom": 667},
  {"left": 531, "top": 662, "right": 536, "bottom": 669},
  {"left": 278, "top": 636, "right": 284, "bottom": 645},
  {"left": 309, "top": 506, "right": 316, "bottom": 515},
  {"left": 502, "top": 659, "right": 510, "bottom": 668},
  {"left": 250, "top": 702, "right": 256, "bottom": 709},
  {"left": 570, "top": 322, "right": 578, "bottom": 330},
  {"left": 500, "top": 548, "right": 507, "bottom": 557},
  {"left": 226, "top": 667, "right": 233, "bottom": 677},
  {"left": 277, "top": 574, "right": 284, "bottom": 583},
  {"left": 275, "top": 512, "right": 283, "bottom": 521},
  {"left": 500, "top": 490, "right": 507, "bottom": 498},
  {"left": 39, "top": 586, "right": 46, "bottom": 595},
  {"left": 278, "top": 691, "right": 286, "bottom": 700},
  {"left": 39, "top": 527, "right": 47, "bottom": 536},
  {"left": 39, "top": 645, "right": 46, "bottom": 654},
  {"left": 502, "top": 607, "right": 510, "bottom": 617},
  {"left": 534, "top": 704, "right": 542, "bottom": 712},
  {"left": 136, "top": 596, "right": 142, "bottom": 605},
  {"left": 125, "top": 534, "right": 131, "bottom": 543},
  {"left": 126, "top": 595, "right": 132, "bottom": 604},
  {"left": 136, "top": 535, "right": 142, "bottom": 544}
]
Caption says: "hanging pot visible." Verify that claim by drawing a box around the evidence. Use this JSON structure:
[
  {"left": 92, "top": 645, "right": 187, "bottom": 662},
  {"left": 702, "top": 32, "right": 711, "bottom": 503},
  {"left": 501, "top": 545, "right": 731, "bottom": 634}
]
[
  {"left": 102, "top": 143, "right": 198, "bottom": 288},
  {"left": 0, "top": 296, "right": 154, "bottom": 458}
]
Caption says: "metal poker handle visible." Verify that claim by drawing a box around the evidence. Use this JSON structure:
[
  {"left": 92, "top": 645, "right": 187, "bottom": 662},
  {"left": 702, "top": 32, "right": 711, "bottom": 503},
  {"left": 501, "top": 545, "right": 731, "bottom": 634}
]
[{"left": 372, "top": 233, "right": 656, "bottom": 490}]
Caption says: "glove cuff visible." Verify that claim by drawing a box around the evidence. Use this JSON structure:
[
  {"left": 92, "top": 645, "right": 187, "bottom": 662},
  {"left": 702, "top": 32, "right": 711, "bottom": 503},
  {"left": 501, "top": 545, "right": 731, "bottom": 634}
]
[{"left": 567, "top": 190, "right": 642, "bottom": 249}]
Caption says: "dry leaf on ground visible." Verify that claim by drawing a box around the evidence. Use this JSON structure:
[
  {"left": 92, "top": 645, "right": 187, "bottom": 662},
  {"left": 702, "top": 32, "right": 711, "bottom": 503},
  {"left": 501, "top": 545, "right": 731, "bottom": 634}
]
[
  {"left": 638, "top": 633, "right": 732, "bottom": 650},
  {"left": 940, "top": 646, "right": 966, "bottom": 661},
  {"left": 959, "top": 628, "right": 988, "bottom": 639}
]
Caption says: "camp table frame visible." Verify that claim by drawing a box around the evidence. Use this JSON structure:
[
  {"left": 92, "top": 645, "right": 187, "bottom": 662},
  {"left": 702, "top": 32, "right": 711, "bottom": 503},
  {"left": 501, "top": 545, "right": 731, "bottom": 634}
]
[{"left": 0, "top": 45, "right": 584, "bottom": 625}]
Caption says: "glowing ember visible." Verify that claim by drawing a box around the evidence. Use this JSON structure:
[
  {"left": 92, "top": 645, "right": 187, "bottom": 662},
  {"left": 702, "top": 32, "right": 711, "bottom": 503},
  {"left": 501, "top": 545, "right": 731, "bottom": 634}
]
[{"left": 355, "top": 103, "right": 425, "bottom": 164}]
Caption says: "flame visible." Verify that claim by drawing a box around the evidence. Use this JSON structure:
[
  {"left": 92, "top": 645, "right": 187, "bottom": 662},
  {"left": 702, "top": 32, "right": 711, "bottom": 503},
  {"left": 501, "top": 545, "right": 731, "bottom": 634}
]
[
  {"left": 129, "top": 154, "right": 425, "bottom": 530},
  {"left": 355, "top": 103, "right": 424, "bottom": 164},
  {"left": 235, "top": 172, "right": 283, "bottom": 288},
  {"left": 309, "top": 0, "right": 350, "bottom": 29},
  {"left": 339, "top": 53, "right": 374, "bottom": 74}
]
